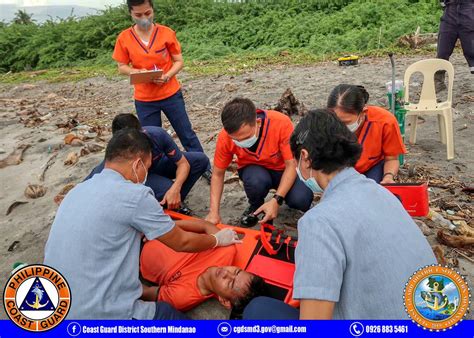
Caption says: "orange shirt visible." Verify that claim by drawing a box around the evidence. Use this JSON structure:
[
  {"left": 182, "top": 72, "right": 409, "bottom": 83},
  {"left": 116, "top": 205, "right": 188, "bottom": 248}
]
[
  {"left": 113, "top": 24, "right": 181, "bottom": 102},
  {"left": 214, "top": 110, "right": 294, "bottom": 171},
  {"left": 140, "top": 240, "right": 237, "bottom": 312},
  {"left": 355, "top": 106, "right": 406, "bottom": 173}
]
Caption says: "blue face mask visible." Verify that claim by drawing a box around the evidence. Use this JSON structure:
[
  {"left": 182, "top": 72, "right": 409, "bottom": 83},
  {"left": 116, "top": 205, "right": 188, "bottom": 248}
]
[
  {"left": 296, "top": 155, "right": 323, "bottom": 193},
  {"left": 233, "top": 125, "right": 258, "bottom": 148}
]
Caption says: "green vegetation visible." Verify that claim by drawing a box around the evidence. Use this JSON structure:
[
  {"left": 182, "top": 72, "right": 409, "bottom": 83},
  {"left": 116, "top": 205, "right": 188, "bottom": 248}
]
[
  {"left": 12, "top": 10, "right": 35, "bottom": 25},
  {"left": 0, "top": 0, "right": 442, "bottom": 81}
]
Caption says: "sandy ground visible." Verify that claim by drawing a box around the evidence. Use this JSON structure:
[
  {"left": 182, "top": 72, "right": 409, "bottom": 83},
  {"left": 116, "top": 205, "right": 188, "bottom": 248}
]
[{"left": 0, "top": 53, "right": 473, "bottom": 320}]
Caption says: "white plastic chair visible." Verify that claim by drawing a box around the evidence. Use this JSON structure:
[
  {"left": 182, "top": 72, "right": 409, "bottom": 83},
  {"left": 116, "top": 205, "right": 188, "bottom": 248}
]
[{"left": 403, "top": 59, "right": 455, "bottom": 160}]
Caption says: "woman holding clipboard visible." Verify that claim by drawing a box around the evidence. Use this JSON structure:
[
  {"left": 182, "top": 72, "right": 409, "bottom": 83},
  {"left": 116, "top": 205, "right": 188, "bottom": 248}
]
[{"left": 113, "top": 0, "right": 211, "bottom": 181}]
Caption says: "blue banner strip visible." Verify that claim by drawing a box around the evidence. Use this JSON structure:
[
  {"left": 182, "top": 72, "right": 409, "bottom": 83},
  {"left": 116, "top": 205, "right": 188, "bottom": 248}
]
[{"left": 0, "top": 320, "right": 473, "bottom": 338}]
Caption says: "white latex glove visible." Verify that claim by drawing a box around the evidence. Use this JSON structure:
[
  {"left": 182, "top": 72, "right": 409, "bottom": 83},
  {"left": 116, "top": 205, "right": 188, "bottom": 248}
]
[{"left": 212, "top": 228, "right": 242, "bottom": 247}]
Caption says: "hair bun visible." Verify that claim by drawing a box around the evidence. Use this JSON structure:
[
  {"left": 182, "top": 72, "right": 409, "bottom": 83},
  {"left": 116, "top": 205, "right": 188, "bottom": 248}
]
[{"left": 356, "top": 85, "right": 370, "bottom": 104}]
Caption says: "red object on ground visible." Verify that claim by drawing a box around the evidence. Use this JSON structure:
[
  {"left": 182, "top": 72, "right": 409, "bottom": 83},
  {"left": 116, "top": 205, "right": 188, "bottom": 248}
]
[{"left": 383, "top": 183, "right": 429, "bottom": 217}]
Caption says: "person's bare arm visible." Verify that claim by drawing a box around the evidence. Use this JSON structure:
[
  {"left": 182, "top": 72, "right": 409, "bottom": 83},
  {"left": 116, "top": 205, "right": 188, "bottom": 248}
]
[
  {"left": 276, "top": 159, "right": 297, "bottom": 199},
  {"left": 141, "top": 284, "right": 159, "bottom": 301},
  {"left": 153, "top": 53, "right": 184, "bottom": 84},
  {"left": 175, "top": 219, "right": 219, "bottom": 235},
  {"left": 166, "top": 53, "right": 184, "bottom": 78},
  {"left": 381, "top": 156, "right": 399, "bottom": 184},
  {"left": 158, "top": 224, "right": 239, "bottom": 252},
  {"left": 205, "top": 166, "right": 226, "bottom": 224},
  {"left": 117, "top": 62, "right": 144, "bottom": 76},
  {"left": 157, "top": 225, "right": 216, "bottom": 252},
  {"left": 160, "top": 156, "right": 190, "bottom": 209},
  {"left": 299, "top": 299, "right": 335, "bottom": 320},
  {"left": 255, "top": 159, "right": 297, "bottom": 223},
  {"left": 173, "top": 155, "right": 190, "bottom": 190}
]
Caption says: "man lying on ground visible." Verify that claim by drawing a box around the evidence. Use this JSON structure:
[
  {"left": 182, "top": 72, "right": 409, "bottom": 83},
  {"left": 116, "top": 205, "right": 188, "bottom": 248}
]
[{"left": 140, "top": 239, "right": 266, "bottom": 312}]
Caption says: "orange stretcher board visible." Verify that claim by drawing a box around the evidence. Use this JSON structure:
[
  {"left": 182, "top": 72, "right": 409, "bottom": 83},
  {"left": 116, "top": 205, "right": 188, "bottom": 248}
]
[{"left": 164, "top": 210, "right": 299, "bottom": 308}]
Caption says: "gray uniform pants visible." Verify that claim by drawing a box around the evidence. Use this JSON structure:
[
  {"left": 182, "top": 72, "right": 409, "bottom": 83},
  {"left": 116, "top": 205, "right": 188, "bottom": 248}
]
[{"left": 437, "top": 0, "right": 474, "bottom": 74}]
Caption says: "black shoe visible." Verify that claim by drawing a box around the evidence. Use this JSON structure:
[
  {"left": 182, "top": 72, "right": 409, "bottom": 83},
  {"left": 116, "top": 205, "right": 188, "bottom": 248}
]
[
  {"left": 240, "top": 205, "right": 259, "bottom": 228},
  {"left": 202, "top": 169, "right": 212, "bottom": 184}
]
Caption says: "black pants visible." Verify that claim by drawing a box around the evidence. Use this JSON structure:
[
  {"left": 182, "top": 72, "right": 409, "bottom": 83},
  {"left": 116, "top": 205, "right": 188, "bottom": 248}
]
[{"left": 437, "top": 1, "right": 474, "bottom": 73}]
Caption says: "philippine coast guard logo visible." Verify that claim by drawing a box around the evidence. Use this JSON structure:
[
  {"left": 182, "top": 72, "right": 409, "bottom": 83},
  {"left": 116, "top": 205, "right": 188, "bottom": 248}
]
[
  {"left": 3, "top": 264, "right": 71, "bottom": 332},
  {"left": 404, "top": 265, "right": 470, "bottom": 331}
]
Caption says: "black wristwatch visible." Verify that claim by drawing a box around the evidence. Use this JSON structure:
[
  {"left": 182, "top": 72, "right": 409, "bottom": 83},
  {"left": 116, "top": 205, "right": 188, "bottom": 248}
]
[{"left": 273, "top": 194, "right": 284, "bottom": 206}]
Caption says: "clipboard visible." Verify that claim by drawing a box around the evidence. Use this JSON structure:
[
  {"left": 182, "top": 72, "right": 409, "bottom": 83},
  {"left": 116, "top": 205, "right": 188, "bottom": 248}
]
[{"left": 130, "top": 69, "right": 163, "bottom": 84}]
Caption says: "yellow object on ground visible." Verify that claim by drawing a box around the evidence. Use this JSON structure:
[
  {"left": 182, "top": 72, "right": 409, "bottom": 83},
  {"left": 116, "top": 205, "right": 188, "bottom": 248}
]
[{"left": 338, "top": 55, "right": 359, "bottom": 66}]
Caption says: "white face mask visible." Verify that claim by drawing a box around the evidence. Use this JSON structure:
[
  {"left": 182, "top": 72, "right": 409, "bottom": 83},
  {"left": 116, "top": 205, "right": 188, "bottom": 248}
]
[
  {"left": 296, "top": 155, "right": 323, "bottom": 193},
  {"left": 233, "top": 125, "right": 259, "bottom": 148},
  {"left": 132, "top": 159, "right": 148, "bottom": 184},
  {"left": 346, "top": 114, "right": 362, "bottom": 133}
]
